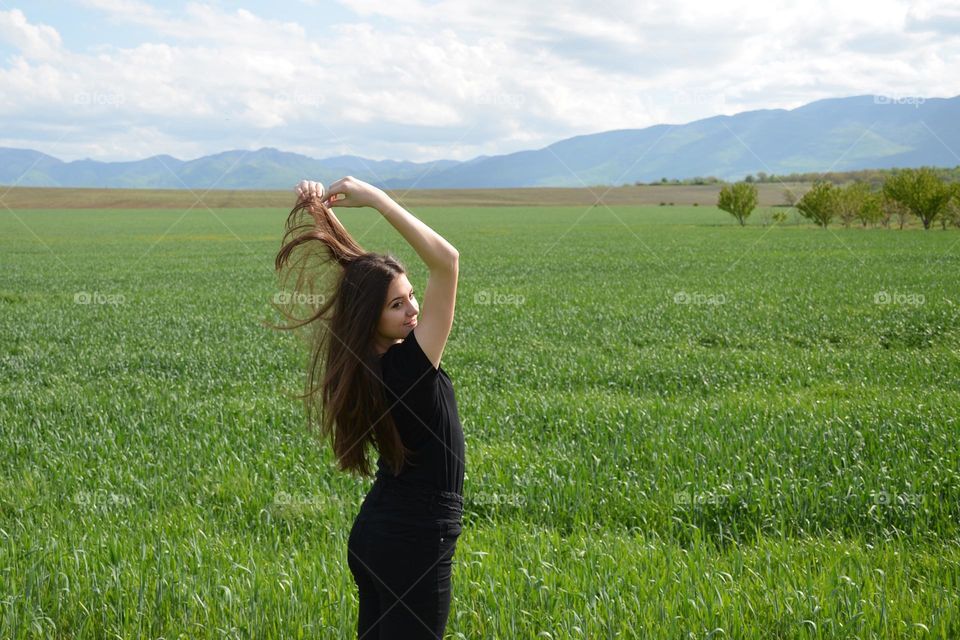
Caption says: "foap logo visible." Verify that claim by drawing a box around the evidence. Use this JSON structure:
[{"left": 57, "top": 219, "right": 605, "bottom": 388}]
[
  {"left": 470, "top": 492, "right": 526, "bottom": 508},
  {"left": 74, "top": 291, "right": 125, "bottom": 305},
  {"left": 73, "top": 91, "right": 126, "bottom": 108},
  {"left": 273, "top": 290, "right": 326, "bottom": 305},
  {"left": 873, "top": 290, "right": 925, "bottom": 306},
  {"left": 873, "top": 95, "right": 925, "bottom": 108},
  {"left": 671, "top": 89, "right": 727, "bottom": 110},
  {"left": 673, "top": 290, "right": 726, "bottom": 306},
  {"left": 74, "top": 489, "right": 134, "bottom": 511},
  {"left": 273, "top": 491, "right": 328, "bottom": 509},
  {"left": 870, "top": 490, "right": 921, "bottom": 507},
  {"left": 673, "top": 490, "right": 728, "bottom": 506},
  {"left": 475, "top": 92, "right": 526, "bottom": 108},
  {"left": 273, "top": 91, "right": 325, "bottom": 108},
  {"left": 474, "top": 289, "right": 525, "bottom": 306}
]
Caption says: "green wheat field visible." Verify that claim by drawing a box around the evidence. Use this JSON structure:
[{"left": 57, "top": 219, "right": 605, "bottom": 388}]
[{"left": 2, "top": 200, "right": 959, "bottom": 638}]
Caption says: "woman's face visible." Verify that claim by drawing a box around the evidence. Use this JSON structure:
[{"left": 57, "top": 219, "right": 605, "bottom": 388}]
[{"left": 378, "top": 273, "right": 419, "bottom": 340}]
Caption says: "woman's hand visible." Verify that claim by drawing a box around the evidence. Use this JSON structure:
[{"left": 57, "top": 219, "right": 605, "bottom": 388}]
[
  {"left": 295, "top": 180, "right": 325, "bottom": 201},
  {"left": 318, "top": 176, "right": 387, "bottom": 210}
]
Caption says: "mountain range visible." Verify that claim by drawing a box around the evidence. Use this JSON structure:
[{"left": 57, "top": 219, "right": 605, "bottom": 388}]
[{"left": 2, "top": 94, "right": 958, "bottom": 190}]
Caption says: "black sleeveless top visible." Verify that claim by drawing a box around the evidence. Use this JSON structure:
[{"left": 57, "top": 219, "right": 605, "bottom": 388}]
[{"left": 375, "top": 327, "right": 465, "bottom": 495}]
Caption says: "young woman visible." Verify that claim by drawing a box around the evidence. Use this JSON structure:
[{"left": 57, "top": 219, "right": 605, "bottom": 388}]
[{"left": 273, "top": 176, "right": 465, "bottom": 639}]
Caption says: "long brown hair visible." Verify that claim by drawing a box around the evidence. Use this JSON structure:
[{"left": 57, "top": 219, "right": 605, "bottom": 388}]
[{"left": 268, "top": 197, "right": 413, "bottom": 477}]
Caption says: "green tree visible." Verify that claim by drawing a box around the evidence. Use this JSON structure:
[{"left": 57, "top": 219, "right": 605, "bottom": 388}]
[
  {"left": 836, "top": 182, "right": 882, "bottom": 228},
  {"left": 835, "top": 183, "right": 862, "bottom": 228},
  {"left": 942, "top": 184, "right": 960, "bottom": 230},
  {"left": 882, "top": 167, "right": 954, "bottom": 230},
  {"left": 717, "top": 182, "right": 759, "bottom": 226},
  {"left": 796, "top": 181, "right": 838, "bottom": 228},
  {"left": 857, "top": 189, "right": 883, "bottom": 228},
  {"left": 883, "top": 195, "right": 912, "bottom": 230}
]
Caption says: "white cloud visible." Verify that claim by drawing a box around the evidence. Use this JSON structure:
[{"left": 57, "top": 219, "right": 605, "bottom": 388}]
[
  {"left": 76, "top": 0, "right": 307, "bottom": 44},
  {"left": 0, "top": 1, "right": 958, "bottom": 163},
  {"left": 0, "top": 9, "right": 62, "bottom": 60}
]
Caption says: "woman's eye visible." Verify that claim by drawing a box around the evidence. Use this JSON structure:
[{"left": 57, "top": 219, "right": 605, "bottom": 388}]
[{"left": 392, "top": 293, "right": 414, "bottom": 309}]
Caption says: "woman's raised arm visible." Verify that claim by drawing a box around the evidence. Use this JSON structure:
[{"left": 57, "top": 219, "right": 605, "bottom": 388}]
[
  {"left": 316, "top": 176, "right": 459, "bottom": 369},
  {"left": 319, "top": 176, "right": 457, "bottom": 269}
]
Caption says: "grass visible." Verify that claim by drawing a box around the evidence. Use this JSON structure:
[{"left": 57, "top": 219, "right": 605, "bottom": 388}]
[{"left": 1, "top": 202, "right": 959, "bottom": 638}]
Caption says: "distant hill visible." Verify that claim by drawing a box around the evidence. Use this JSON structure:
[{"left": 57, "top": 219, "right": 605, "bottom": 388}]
[
  {"left": 385, "top": 95, "right": 960, "bottom": 188},
  {"left": 2, "top": 94, "right": 958, "bottom": 189},
  {"left": 0, "top": 147, "right": 460, "bottom": 190}
]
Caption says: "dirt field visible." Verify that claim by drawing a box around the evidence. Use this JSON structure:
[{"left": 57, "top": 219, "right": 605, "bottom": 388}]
[{"left": 0, "top": 183, "right": 807, "bottom": 209}]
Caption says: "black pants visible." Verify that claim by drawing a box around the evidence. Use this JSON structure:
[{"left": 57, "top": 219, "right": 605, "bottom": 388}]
[{"left": 348, "top": 477, "right": 464, "bottom": 639}]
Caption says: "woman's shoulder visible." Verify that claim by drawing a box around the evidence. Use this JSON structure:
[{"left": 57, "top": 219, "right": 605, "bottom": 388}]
[{"left": 380, "top": 328, "right": 440, "bottom": 386}]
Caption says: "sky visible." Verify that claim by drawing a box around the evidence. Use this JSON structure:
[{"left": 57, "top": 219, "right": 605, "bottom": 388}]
[{"left": 1, "top": 0, "right": 958, "bottom": 164}]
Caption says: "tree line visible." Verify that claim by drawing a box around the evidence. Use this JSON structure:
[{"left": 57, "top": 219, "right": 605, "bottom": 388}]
[
  {"left": 638, "top": 165, "right": 960, "bottom": 187},
  {"left": 716, "top": 167, "right": 960, "bottom": 230}
]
